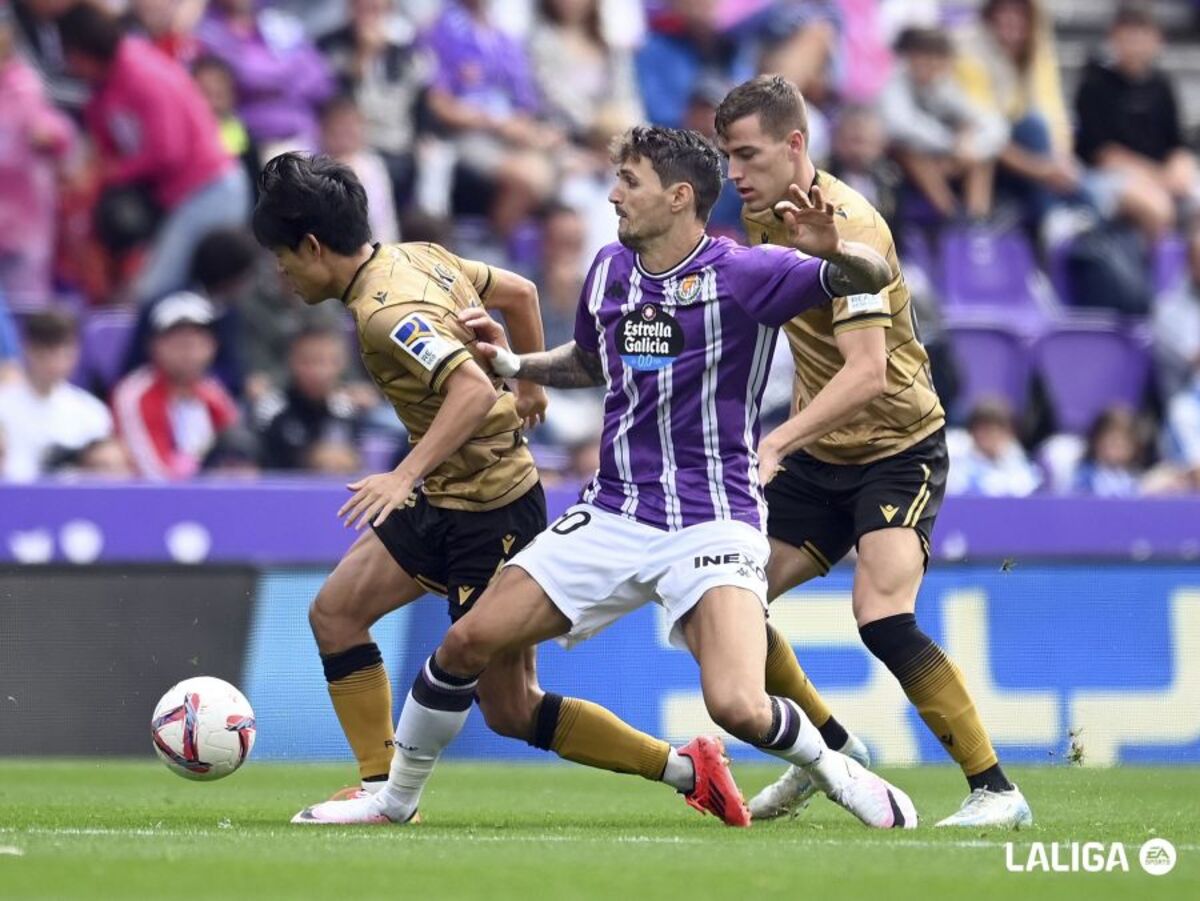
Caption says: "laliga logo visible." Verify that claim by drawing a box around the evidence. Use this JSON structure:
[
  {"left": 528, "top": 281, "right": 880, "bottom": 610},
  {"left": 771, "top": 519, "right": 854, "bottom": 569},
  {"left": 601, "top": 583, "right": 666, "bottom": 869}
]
[{"left": 1004, "top": 839, "right": 1176, "bottom": 875}]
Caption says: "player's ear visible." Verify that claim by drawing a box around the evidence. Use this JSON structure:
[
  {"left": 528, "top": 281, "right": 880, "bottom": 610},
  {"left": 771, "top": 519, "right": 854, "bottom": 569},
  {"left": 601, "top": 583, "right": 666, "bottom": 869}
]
[
  {"left": 671, "top": 181, "right": 694, "bottom": 216},
  {"left": 300, "top": 233, "right": 321, "bottom": 260},
  {"left": 788, "top": 129, "right": 807, "bottom": 159}
]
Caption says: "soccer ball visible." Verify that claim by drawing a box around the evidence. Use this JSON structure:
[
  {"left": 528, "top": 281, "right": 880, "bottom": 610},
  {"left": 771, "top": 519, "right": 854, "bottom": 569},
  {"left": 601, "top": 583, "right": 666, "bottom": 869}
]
[{"left": 150, "top": 676, "right": 256, "bottom": 781}]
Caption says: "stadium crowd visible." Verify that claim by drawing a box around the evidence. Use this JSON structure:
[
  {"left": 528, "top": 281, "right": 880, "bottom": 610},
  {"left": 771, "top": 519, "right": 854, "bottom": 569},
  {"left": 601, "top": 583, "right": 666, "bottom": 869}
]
[{"left": 2, "top": 0, "right": 1200, "bottom": 497}]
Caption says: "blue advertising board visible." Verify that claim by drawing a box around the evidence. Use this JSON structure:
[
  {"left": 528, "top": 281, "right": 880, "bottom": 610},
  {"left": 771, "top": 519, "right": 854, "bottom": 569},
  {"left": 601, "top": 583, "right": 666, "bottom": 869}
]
[{"left": 243, "top": 563, "right": 1200, "bottom": 767}]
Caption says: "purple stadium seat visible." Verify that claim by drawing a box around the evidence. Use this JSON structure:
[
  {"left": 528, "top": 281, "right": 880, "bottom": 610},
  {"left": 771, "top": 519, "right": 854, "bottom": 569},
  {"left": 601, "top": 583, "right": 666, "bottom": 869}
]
[
  {"left": 943, "top": 323, "right": 1031, "bottom": 419},
  {"left": 939, "top": 227, "right": 1054, "bottom": 335},
  {"left": 1153, "top": 234, "right": 1187, "bottom": 295},
  {"left": 74, "top": 309, "right": 136, "bottom": 393},
  {"left": 1032, "top": 324, "right": 1150, "bottom": 434}
]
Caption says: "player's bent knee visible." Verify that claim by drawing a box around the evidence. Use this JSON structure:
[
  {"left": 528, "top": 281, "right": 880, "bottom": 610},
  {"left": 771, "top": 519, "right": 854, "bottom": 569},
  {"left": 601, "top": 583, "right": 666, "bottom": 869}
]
[
  {"left": 308, "top": 594, "right": 364, "bottom": 651},
  {"left": 439, "top": 619, "right": 494, "bottom": 676},
  {"left": 705, "top": 692, "right": 769, "bottom": 743}
]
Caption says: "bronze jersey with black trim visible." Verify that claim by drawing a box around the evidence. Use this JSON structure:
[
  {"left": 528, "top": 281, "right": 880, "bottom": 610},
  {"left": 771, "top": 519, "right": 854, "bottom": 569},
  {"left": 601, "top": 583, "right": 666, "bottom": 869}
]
[
  {"left": 344, "top": 242, "right": 537, "bottom": 512},
  {"left": 742, "top": 171, "right": 945, "bottom": 464}
]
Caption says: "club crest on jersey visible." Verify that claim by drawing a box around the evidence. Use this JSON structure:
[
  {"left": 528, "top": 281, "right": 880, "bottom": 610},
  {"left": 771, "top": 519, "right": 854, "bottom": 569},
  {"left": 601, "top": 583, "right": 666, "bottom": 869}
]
[
  {"left": 617, "top": 303, "right": 684, "bottom": 371},
  {"left": 674, "top": 274, "right": 702, "bottom": 303},
  {"left": 390, "top": 312, "right": 456, "bottom": 371}
]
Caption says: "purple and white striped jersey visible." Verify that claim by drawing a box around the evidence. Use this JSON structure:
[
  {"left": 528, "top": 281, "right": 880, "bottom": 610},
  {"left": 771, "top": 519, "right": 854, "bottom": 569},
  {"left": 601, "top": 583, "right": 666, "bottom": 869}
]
[{"left": 574, "top": 234, "right": 834, "bottom": 532}]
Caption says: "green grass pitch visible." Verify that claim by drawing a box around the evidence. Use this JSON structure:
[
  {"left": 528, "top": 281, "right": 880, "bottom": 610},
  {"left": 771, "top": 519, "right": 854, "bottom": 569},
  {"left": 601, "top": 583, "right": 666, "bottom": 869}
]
[{"left": 0, "top": 761, "right": 1196, "bottom": 900}]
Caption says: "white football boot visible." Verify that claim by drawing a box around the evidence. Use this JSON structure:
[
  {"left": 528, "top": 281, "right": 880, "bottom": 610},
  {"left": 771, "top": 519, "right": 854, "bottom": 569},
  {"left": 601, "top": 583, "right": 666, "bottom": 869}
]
[
  {"left": 749, "top": 732, "right": 871, "bottom": 820},
  {"left": 815, "top": 751, "right": 918, "bottom": 829},
  {"left": 935, "top": 785, "right": 1033, "bottom": 828},
  {"left": 291, "top": 792, "right": 419, "bottom": 826}
]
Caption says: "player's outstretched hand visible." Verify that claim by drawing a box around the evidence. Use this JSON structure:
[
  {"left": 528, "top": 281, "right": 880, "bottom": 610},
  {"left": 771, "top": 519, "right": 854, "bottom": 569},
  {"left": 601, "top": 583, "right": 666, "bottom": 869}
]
[
  {"left": 339, "top": 470, "right": 417, "bottom": 530},
  {"left": 773, "top": 183, "right": 841, "bottom": 259}
]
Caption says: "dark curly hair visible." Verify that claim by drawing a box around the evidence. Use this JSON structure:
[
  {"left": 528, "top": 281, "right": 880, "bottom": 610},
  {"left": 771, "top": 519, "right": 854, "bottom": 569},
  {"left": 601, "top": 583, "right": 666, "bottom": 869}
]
[{"left": 609, "top": 126, "right": 723, "bottom": 223}]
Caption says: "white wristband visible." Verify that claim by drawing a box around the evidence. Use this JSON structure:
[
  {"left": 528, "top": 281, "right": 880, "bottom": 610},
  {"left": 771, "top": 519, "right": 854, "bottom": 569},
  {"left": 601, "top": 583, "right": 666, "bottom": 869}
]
[{"left": 491, "top": 345, "right": 521, "bottom": 378}]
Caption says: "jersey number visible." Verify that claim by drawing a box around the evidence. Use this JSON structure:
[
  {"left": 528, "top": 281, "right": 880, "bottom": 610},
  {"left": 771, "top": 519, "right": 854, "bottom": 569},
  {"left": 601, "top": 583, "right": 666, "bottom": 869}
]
[{"left": 550, "top": 511, "right": 592, "bottom": 535}]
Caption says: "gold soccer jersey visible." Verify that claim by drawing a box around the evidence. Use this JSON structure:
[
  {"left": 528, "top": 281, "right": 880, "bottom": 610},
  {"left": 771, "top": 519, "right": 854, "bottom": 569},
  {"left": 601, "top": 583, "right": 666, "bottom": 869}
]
[
  {"left": 743, "top": 171, "right": 945, "bottom": 464},
  {"left": 343, "top": 242, "right": 538, "bottom": 511}
]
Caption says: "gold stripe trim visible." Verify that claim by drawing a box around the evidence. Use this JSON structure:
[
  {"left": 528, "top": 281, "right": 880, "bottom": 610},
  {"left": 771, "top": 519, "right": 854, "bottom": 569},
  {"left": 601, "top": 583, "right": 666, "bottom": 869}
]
[
  {"left": 802, "top": 541, "right": 832, "bottom": 573},
  {"left": 903, "top": 482, "right": 930, "bottom": 528}
]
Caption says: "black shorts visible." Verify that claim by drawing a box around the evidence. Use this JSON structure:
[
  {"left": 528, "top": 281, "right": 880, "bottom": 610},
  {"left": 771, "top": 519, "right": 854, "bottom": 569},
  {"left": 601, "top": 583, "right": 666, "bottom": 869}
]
[
  {"left": 372, "top": 482, "right": 547, "bottom": 621},
  {"left": 764, "top": 429, "right": 947, "bottom": 574}
]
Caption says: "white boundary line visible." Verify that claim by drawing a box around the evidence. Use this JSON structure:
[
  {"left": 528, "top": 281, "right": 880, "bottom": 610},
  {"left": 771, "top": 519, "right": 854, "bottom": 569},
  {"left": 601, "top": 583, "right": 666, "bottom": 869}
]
[{"left": 1, "top": 827, "right": 1196, "bottom": 852}]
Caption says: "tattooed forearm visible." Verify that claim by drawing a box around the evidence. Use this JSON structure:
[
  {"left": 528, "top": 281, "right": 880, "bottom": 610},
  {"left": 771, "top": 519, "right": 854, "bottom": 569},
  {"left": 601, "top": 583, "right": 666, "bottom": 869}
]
[
  {"left": 823, "top": 240, "right": 893, "bottom": 296},
  {"left": 517, "top": 341, "right": 605, "bottom": 388}
]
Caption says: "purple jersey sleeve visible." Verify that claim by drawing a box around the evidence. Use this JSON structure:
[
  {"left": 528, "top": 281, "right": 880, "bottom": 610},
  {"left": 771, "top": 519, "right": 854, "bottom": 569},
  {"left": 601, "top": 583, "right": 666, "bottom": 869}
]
[{"left": 727, "top": 244, "right": 834, "bottom": 327}]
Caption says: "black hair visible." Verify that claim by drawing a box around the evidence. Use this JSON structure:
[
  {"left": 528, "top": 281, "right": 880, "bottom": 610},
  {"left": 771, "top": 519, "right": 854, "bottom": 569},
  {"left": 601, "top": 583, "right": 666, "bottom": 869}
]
[
  {"left": 57, "top": 2, "right": 124, "bottom": 62},
  {"left": 189, "top": 228, "right": 259, "bottom": 293},
  {"left": 609, "top": 126, "right": 723, "bottom": 223},
  {"left": 252, "top": 153, "right": 371, "bottom": 254},
  {"left": 894, "top": 26, "right": 954, "bottom": 57},
  {"left": 23, "top": 311, "right": 78, "bottom": 348}
]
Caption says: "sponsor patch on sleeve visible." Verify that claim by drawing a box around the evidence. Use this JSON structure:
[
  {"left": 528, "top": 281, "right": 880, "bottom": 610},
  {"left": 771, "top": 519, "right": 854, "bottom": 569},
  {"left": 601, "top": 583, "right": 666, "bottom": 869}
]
[
  {"left": 845, "top": 293, "right": 887, "bottom": 316},
  {"left": 389, "top": 313, "right": 458, "bottom": 371}
]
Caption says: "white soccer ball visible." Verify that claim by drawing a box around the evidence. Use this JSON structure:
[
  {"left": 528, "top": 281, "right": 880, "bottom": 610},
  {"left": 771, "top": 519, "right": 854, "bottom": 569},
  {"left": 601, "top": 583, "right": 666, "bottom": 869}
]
[{"left": 150, "top": 676, "right": 256, "bottom": 781}]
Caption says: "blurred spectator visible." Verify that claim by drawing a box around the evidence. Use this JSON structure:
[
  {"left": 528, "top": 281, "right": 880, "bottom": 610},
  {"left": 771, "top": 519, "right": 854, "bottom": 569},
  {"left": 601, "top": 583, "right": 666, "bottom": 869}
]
[
  {"left": 828, "top": 104, "right": 901, "bottom": 226},
  {"left": 957, "top": 0, "right": 1082, "bottom": 227},
  {"left": 0, "top": 293, "right": 20, "bottom": 384},
  {"left": 192, "top": 55, "right": 261, "bottom": 193},
  {"left": 754, "top": 1, "right": 840, "bottom": 104},
  {"left": 122, "top": 228, "right": 261, "bottom": 399},
  {"left": 1074, "top": 3, "right": 1197, "bottom": 238},
  {"left": 529, "top": 0, "right": 643, "bottom": 139},
  {"left": 45, "top": 436, "right": 134, "bottom": 479},
  {"left": 536, "top": 203, "right": 588, "bottom": 347},
  {"left": 124, "top": 0, "right": 204, "bottom": 66},
  {"left": 111, "top": 293, "right": 239, "bottom": 481},
  {"left": 58, "top": 2, "right": 251, "bottom": 305},
  {"left": 1165, "top": 366, "right": 1200, "bottom": 483},
  {"left": 11, "top": 0, "right": 87, "bottom": 110},
  {"left": 0, "top": 311, "right": 113, "bottom": 483},
  {"left": 202, "top": 424, "right": 261, "bottom": 477},
  {"left": 636, "top": 0, "right": 753, "bottom": 129},
  {"left": 196, "top": 0, "right": 335, "bottom": 155},
  {"left": 303, "top": 439, "right": 362, "bottom": 476},
  {"left": 318, "top": 95, "right": 400, "bottom": 244},
  {"left": 882, "top": 27, "right": 1008, "bottom": 220},
  {"left": 946, "top": 398, "right": 1041, "bottom": 496},
  {"left": 318, "top": 0, "right": 428, "bottom": 208},
  {"left": 257, "top": 326, "right": 361, "bottom": 473},
  {"left": 423, "top": 0, "right": 562, "bottom": 238},
  {"left": 0, "top": 4, "right": 74, "bottom": 308},
  {"left": 1153, "top": 224, "right": 1200, "bottom": 397},
  {"left": 837, "top": 0, "right": 895, "bottom": 103},
  {"left": 1073, "top": 407, "right": 1146, "bottom": 497}
]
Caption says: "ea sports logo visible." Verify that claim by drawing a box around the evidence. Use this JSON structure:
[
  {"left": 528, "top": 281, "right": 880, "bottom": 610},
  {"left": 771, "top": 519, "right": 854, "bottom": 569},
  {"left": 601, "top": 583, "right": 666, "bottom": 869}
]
[{"left": 1139, "top": 839, "right": 1176, "bottom": 876}]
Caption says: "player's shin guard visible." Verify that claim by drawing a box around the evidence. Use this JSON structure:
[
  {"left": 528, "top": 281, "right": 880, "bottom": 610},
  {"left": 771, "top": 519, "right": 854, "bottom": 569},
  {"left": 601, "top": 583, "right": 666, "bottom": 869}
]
[
  {"left": 530, "top": 693, "right": 671, "bottom": 781},
  {"left": 377, "top": 654, "right": 479, "bottom": 820},
  {"left": 765, "top": 624, "right": 849, "bottom": 749},
  {"left": 860, "top": 613, "right": 1012, "bottom": 792},
  {"left": 322, "top": 643, "right": 394, "bottom": 782}
]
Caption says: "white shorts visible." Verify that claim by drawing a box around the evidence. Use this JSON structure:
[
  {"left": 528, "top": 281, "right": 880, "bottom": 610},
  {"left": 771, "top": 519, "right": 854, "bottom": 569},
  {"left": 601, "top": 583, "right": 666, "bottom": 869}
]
[{"left": 506, "top": 504, "right": 770, "bottom": 649}]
